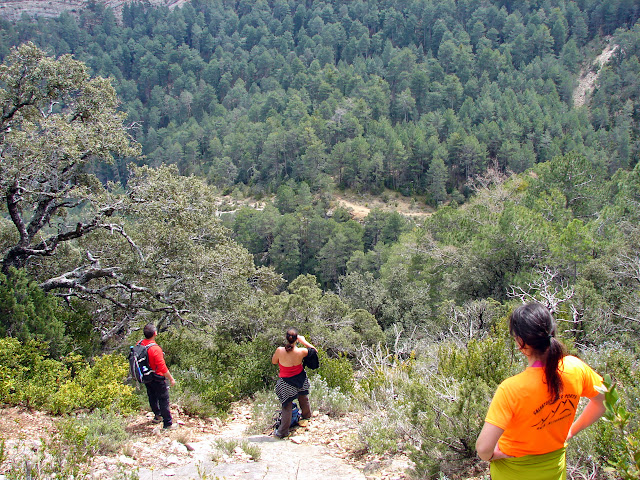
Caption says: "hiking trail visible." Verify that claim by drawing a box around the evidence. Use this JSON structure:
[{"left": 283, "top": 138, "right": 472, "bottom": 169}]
[{"left": 0, "top": 401, "right": 412, "bottom": 480}]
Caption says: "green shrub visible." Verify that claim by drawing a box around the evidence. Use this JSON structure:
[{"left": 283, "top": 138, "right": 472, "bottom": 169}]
[
  {"left": 358, "top": 367, "right": 387, "bottom": 393},
  {"left": 50, "top": 381, "right": 85, "bottom": 414},
  {"left": 437, "top": 336, "right": 517, "bottom": 388},
  {"left": 213, "top": 438, "right": 261, "bottom": 461},
  {"left": 49, "top": 354, "right": 137, "bottom": 414},
  {"left": 355, "top": 333, "right": 515, "bottom": 478},
  {"left": 313, "top": 349, "right": 355, "bottom": 394},
  {"left": 309, "top": 376, "right": 351, "bottom": 416},
  {"left": 173, "top": 387, "right": 219, "bottom": 418},
  {"left": 159, "top": 329, "right": 275, "bottom": 414},
  {"left": 359, "top": 413, "right": 406, "bottom": 455},
  {"left": 0, "top": 337, "right": 36, "bottom": 402},
  {"left": 0, "top": 411, "right": 127, "bottom": 479},
  {"left": 242, "top": 441, "right": 261, "bottom": 460},
  {"left": 406, "top": 374, "right": 494, "bottom": 476},
  {"left": 171, "top": 366, "right": 243, "bottom": 418},
  {"left": 578, "top": 345, "right": 640, "bottom": 476},
  {"left": 112, "top": 466, "right": 140, "bottom": 480},
  {"left": 0, "top": 270, "right": 98, "bottom": 358},
  {"left": 171, "top": 368, "right": 238, "bottom": 416},
  {"left": 401, "top": 336, "right": 517, "bottom": 476},
  {"left": 596, "top": 375, "right": 640, "bottom": 479},
  {"left": 0, "top": 338, "right": 137, "bottom": 414},
  {"left": 0, "top": 437, "right": 6, "bottom": 464},
  {"left": 60, "top": 410, "right": 130, "bottom": 455},
  {"left": 0, "top": 337, "right": 69, "bottom": 407},
  {"left": 20, "top": 358, "right": 69, "bottom": 408},
  {"left": 214, "top": 438, "right": 241, "bottom": 455},
  {"left": 231, "top": 338, "right": 275, "bottom": 397}
]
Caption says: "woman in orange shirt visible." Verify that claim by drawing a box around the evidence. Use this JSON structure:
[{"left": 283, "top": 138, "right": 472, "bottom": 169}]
[
  {"left": 271, "top": 328, "right": 317, "bottom": 438},
  {"left": 476, "top": 303, "right": 606, "bottom": 479}
]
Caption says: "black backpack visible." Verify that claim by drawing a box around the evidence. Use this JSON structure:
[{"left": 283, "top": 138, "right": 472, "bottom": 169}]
[
  {"left": 129, "top": 342, "right": 156, "bottom": 384},
  {"left": 272, "top": 402, "right": 301, "bottom": 433}
]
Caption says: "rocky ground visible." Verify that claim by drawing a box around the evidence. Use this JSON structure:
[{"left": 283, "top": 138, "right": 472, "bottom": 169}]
[
  {"left": 0, "top": 401, "right": 415, "bottom": 480},
  {"left": 572, "top": 40, "right": 618, "bottom": 107},
  {"left": 0, "top": 0, "right": 189, "bottom": 21}
]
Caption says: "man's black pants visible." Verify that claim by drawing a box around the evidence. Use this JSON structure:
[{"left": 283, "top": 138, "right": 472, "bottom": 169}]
[{"left": 145, "top": 378, "right": 172, "bottom": 428}]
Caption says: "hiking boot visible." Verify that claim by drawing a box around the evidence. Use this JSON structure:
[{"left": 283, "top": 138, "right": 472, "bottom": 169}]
[
  {"left": 163, "top": 424, "right": 178, "bottom": 430},
  {"left": 273, "top": 431, "right": 289, "bottom": 439},
  {"left": 152, "top": 415, "right": 163, "bottom": 424}
]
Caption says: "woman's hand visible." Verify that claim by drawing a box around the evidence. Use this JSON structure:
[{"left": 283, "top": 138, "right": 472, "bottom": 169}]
[
  {"left": 490, "top": 445, "right": 513, "bottom": 461},
  {"left": 296, "top": 335, "right": 316, "bottom": 350}
]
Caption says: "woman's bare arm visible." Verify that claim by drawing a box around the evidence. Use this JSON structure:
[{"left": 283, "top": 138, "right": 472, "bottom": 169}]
[
  {"left": 296, "top": 335, "right": 316, "bottom": 350},
  {"left": 476, "top": 422, "right": 511, "bottom": 461},
  {"left": 567, "top": 392, "right": 606, "bottom": 440}
]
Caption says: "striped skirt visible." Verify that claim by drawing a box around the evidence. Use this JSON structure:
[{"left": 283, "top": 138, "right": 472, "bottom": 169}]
[{"left": 275, "top": 371, "right": 310, "bottom": 406}]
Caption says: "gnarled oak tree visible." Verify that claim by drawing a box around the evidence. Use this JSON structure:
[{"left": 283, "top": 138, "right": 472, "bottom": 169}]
[
  {"left": 0, "top": 44, "right": 281, "bottom": 340},
  {"left": 0, "top": 42, "right": 139, "bottom": 274}
]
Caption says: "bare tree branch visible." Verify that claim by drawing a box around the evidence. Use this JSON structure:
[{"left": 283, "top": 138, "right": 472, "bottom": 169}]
[{"left": 507, "top": 266, "right": 574, "bottom": 314}]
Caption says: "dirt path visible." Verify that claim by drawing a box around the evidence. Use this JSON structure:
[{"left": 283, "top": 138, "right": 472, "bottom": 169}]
[
  {"left": 136, "top": 402, "right": 397, "bottom": 480},
  {"left": 573, "top": 41, "right": 618, "bottom": 107},
  {"left": 333, "top": 193, "right": 432, "bottom": 221},
  {"left": 0, "top": 402, "right": 411, "bottom": 480}
]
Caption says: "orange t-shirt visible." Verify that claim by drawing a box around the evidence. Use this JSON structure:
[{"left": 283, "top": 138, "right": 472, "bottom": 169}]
[{"left": 485, "top": 355, "right": 602, "bottom": 457}]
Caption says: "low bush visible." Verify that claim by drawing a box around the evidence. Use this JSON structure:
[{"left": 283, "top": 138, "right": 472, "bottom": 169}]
[
  {"left": 577, "top": 345, "right": 640, "bottom": 478},
  {"left": 359, "top": 412, "right": 408, "bottom": 455},
  {"left": 159, "top": 329, "right": 275, "bottom": 415},
  {"left": 312, "top": 349, "right": 355, "bottom": 394},
  {"left": 213, "top": 438, "right": 261, "bottom": 461},
  {"left": 173, "top": 386, "right": 220, "bottom": 419},
  {"left": 356, "top": 330, "right": 640, "bottom": 479},
  {"left": 49, "top": 354, "right": 138, "bottom": 414},
  {"left": 309, "top": 376, "right": 351, "bottom": 416},
  {"left": 0, "top": 411, "right": 130, "bottom": 479},
  {"left": 0, "top": 338, "right": 68, "bottom": 407},
  {"left": 0, "top": 337, "right": 137, "bottom": 414},
  {"left": 171, "top": 368, "right": 236, "bottom": 418},
  {"left": 355, "top": 333, "right": 516, "bottom": 479},
  {"left": 58, "top": 409, "right": 129, "bottom": 455}
]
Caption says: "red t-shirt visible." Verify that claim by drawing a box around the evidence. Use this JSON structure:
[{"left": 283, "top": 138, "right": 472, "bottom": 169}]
[{"left": 139, "top": 338, "right": 169, "bottom": 376}]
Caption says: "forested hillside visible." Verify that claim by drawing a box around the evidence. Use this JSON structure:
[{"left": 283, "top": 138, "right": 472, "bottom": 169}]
[
  {"left": 1, "top": 1, "right": 640, "bottom": 479},
  {"left": 1, "top": 0, "right": 639, "bottom": 198}
]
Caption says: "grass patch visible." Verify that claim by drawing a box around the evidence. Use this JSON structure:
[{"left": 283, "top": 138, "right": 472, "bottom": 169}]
[{"left": 213, "top": 438, "right": 261, "bottom": 461}]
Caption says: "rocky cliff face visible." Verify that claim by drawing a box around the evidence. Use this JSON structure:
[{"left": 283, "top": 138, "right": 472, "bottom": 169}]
[{"left": 0, "top": 0, "right": 190, "bottom": 21}]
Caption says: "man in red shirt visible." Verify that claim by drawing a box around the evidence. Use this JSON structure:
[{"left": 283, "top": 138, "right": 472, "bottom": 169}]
[{"left": 139, "top": 324, "right": 176, "bottom": 429}]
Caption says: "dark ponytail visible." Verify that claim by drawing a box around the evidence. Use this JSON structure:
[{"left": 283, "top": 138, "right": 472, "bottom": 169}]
[
  {"left": 509, "top": 303, "right": 567, "bottom": 402},
  {"left": 284, "top": 328, "right": 298, "bottom": 352}
]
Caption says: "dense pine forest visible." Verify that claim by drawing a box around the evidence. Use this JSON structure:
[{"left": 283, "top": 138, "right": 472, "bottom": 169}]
[{"left": 1, "top": 0, "right": 640, "bottom": 478}]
